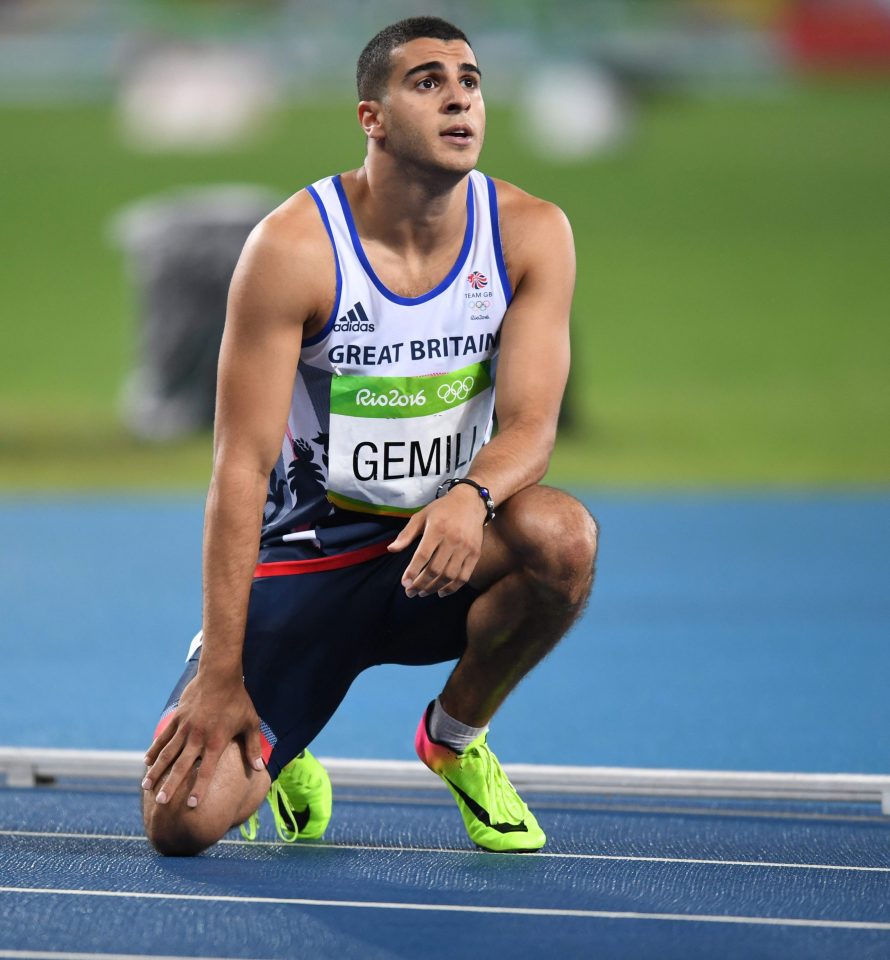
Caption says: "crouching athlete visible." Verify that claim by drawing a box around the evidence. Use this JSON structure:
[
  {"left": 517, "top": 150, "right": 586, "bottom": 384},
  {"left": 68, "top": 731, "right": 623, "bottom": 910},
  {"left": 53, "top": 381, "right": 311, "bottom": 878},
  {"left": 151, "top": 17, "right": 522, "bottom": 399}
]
[{"left": 142, "top": 16, "right": 598, "bottom": 855}]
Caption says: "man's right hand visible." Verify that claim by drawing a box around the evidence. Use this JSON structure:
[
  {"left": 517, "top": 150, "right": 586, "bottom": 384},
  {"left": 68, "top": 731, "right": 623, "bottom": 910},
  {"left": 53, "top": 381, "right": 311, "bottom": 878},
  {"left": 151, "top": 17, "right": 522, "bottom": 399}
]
[{"left": 141, "top": 671, "right": 265, "bottom": 808}]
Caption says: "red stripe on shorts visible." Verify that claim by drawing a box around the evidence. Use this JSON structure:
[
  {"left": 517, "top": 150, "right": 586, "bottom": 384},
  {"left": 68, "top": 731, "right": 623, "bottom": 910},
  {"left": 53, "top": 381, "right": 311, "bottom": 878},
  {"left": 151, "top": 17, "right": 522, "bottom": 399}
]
[{"left": 253, "top": 538, "right": 396, "bottom": 577}]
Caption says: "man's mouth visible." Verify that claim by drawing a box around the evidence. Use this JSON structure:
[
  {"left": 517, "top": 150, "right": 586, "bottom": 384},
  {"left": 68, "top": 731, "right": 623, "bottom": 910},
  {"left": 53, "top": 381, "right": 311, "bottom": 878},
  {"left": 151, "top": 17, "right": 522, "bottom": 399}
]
[{"left": 440, "top": 125, "right": 473, "bottom": 144}]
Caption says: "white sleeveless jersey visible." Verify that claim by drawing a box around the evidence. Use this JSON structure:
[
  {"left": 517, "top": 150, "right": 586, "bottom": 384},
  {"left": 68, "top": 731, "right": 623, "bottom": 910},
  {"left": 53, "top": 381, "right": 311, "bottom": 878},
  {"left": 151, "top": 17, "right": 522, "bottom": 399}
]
[{"left": 261, "top": 170, "right": 511, "bottom": 541}]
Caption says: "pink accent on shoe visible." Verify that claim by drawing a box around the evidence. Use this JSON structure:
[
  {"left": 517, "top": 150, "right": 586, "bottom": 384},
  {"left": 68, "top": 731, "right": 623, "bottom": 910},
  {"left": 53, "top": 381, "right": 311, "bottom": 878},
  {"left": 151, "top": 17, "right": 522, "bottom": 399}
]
[{"left": 415, "top": 705, "right": 459, "bottom": 774}]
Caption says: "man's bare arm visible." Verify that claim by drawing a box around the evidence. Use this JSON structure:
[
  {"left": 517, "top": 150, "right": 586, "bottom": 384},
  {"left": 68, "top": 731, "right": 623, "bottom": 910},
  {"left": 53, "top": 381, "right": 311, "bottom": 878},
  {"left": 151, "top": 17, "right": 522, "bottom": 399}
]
[
  {"left": 143, "top": 195, "right": 332, "bottom": 807},
  {"left": 389, "top": 189, "right": 575, "bottom": 597}
]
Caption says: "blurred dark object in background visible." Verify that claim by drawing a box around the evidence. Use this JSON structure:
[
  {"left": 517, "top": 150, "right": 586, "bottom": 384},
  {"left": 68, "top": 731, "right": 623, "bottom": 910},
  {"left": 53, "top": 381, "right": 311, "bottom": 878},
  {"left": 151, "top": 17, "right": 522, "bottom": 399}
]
[{"left": 112, "top": 186, "right": 279, "bottom": 440}]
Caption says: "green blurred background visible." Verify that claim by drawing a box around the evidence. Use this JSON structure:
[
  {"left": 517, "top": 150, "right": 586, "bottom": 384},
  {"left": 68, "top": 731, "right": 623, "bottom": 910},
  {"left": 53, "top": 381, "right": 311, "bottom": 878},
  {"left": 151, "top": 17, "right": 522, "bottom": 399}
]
[{"left": 2, "top": 0, "right": 889, "bottom": 490}]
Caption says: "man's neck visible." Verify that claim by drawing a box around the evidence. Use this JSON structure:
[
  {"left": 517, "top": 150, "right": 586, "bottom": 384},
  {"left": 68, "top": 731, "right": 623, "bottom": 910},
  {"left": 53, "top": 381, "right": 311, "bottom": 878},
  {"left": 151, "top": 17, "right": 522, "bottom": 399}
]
[{"left": 345, "top": 157, "right": 470, "bottom": 256}]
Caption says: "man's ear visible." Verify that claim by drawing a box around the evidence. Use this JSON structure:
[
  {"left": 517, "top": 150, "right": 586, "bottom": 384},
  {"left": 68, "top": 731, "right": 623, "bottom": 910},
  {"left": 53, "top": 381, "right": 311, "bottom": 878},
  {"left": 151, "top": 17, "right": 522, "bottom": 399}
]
[{"left": 358, "top": 100, "right": 385, "bottom": 141}]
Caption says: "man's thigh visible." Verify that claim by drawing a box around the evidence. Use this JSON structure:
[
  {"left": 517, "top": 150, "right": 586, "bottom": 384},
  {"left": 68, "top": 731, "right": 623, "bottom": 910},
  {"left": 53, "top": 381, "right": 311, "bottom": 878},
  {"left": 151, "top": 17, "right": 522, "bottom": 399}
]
[
  {"left": 156, "top": 555, "right": 395, "bottom": 777},
  {"left": 372, "top": 556, "right": 477, "bottom": 667},
  {"left": 240, "top": 557, "right": 399, "bottom": 774},
  {"left": 155, "top": 545, "right": 478, "bottom": 775},
  {"left": 469, "top": 484, "right": 593, "bottom": 590},
  {"left": 243, "top": 547, "right": 476, "bottom": 766}
]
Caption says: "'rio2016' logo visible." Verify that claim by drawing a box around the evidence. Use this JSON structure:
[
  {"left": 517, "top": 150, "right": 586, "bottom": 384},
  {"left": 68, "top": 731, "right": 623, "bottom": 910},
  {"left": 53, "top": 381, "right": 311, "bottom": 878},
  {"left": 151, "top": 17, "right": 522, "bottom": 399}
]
[
  {"left": 437, "top": 377, "right": 475, "bottom": 404},
  {"left": 356, "top": 388, "right": 426, "bottom": 408}
]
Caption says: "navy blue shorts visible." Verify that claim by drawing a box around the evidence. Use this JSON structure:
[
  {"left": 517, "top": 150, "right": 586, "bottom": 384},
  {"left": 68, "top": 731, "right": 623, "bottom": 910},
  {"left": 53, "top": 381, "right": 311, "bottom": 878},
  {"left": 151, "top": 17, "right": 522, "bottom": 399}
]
[{"left": 157, "top": 538, "right": 477, "bottom": 778}]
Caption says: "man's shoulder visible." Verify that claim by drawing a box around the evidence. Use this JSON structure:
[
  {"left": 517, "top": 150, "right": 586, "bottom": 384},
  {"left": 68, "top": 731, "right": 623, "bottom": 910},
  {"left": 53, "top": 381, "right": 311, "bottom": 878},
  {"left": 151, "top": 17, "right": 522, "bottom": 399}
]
[
  {"left": 487, "top": 177, "right": 569, "bottom": 224},
  {"left": 486, "top": 177, "right": 573, "bottom": 273},
  {"left": 249, "top": 186, "right": 330, "bottom": 260},
  {"left": 231, "top": 184, "right": 340, "bottom": 321}
]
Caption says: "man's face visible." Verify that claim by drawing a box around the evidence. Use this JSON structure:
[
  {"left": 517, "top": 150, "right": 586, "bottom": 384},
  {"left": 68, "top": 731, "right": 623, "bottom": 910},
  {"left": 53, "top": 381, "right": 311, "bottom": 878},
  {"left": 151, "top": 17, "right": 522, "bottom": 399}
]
[{"left": 372, "top": 37, "right": 486, "bottom": 176}]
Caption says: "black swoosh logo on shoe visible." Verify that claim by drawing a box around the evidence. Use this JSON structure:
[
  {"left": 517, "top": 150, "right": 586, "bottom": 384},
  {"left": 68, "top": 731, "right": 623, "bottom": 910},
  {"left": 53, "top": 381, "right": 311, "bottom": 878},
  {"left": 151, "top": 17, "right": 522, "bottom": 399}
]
[
  {"left": 444, "top": 777, "right": 529, "bottom": 834},
  {"left": 292, "top": 806, "right": 311, "bottom": 832},
  {"left": 276, "top": 795, "right": 312, "bottom": 834}
]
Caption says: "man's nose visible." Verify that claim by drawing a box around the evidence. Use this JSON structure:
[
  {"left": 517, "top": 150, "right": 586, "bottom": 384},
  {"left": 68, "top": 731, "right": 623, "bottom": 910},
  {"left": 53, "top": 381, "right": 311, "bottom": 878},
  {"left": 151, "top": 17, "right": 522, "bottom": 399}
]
[{"left": 443, "top": 82, "right": 471, "bottom": 113}]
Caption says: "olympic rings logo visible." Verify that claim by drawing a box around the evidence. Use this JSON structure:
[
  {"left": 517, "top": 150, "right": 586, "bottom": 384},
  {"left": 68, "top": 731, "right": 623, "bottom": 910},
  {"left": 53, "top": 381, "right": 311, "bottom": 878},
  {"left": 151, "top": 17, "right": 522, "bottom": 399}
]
[{"left": 437, "top": 377, "right": 475, "bottom": 404}]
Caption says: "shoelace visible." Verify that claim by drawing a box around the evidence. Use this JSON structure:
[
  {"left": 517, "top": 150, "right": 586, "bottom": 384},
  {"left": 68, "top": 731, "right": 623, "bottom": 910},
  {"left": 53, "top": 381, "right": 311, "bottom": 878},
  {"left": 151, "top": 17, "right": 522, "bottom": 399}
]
[
  {"left": 240, "top": 780, "right": 300, "bottom": 843},
  {"left": 462, "top": 740, "right": 526, "bottom": 825}
]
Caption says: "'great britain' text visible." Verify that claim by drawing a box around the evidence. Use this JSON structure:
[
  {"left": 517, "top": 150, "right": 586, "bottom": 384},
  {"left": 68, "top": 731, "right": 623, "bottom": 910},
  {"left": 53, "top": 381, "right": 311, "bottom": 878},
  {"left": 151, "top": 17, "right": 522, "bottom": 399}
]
[{"left": 328, "top": 332, "right": 498, "bottom": 368}]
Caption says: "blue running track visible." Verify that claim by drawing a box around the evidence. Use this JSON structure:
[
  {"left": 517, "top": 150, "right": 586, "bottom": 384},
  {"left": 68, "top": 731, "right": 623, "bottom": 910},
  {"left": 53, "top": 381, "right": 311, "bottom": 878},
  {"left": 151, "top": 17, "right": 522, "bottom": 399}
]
[{"left": 1, "top": 493, "right": 888, "bottom": 958}]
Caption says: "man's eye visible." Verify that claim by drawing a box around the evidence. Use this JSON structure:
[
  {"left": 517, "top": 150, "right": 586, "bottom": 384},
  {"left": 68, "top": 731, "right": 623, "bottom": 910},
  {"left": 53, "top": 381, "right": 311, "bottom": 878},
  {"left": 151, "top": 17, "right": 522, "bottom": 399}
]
[
  {"left": 461, "top": 77, "right": 477, "bottom": 88},
  {"left": 418, "top": 78, "right": 435, "bottom": 89}
]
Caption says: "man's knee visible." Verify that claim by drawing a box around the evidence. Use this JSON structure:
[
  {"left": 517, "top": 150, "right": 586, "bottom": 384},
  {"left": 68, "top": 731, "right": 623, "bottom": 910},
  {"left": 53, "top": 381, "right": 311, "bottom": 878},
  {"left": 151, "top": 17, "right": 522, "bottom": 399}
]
[
  {"left": 142, "top": 790, "right": 224, "bottom": 856},
  {"left": 140, "top": 733, "right": 269, "bottom": 856},
  {"left": 500, "top": 486, "right": 598, "bottom": 605}
]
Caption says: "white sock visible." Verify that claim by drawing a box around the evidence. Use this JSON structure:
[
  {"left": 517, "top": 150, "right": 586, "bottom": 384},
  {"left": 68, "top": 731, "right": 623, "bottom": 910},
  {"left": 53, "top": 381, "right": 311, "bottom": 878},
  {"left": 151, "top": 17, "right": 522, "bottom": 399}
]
[{"left": 428, "top": 697, "right": 488, "bottom": 754}]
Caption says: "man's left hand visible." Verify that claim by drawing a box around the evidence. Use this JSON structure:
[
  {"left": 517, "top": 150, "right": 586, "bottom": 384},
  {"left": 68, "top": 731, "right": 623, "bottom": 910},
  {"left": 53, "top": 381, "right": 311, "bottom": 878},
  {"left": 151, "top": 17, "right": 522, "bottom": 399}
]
[{"left": 387, "top": 484, "right": 487, "bottom": 597}]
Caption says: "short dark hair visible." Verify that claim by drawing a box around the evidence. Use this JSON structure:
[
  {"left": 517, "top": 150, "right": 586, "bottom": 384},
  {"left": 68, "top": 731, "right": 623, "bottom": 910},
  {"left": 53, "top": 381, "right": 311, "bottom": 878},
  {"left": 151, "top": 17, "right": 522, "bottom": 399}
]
[{"left": 356, "top": 16, "right": 471, "bottom": 101}]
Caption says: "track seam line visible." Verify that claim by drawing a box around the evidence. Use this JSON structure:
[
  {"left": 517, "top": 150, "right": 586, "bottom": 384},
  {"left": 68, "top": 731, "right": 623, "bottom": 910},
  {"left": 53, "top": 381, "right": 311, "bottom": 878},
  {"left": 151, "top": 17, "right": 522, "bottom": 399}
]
[
  {"left": 2, "top": 829, "right": 890, "bottom": 873},
  {"left": 1, "top": 885, "right": 889, "bottom": 931},
  {"left": 0, "top": 951, "right": 249, "bottom": 960}
]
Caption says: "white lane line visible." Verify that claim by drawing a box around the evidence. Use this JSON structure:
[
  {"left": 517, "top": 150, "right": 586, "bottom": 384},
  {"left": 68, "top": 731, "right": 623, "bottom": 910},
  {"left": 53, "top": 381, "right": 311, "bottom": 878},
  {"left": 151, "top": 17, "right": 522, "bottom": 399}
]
[
  {"left": 343, "top": 795, "right": 890, "bottom": 825},
  {"left": 1, "top": 886, "right": 889, "bottom": 932},
  {"left": 1, "top": 830, "right": 147, "bottom": 843},
  {"left": 2, "top": 829, "right": 890, "bottom": 874},
  {"left": 0, "top": 951, "right": 250, "bottom": 960}
]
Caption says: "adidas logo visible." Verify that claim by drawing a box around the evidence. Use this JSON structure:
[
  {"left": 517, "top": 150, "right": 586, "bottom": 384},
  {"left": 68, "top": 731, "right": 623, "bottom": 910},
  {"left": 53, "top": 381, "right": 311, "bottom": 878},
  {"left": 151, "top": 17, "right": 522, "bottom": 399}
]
[{"left": 332, "top": 301, "right": 374, "bottom": 333}]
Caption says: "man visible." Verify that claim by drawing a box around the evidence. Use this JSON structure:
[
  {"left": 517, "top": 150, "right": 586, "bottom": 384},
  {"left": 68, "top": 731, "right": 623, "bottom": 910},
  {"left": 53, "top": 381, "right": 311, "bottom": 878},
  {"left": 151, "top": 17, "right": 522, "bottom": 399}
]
[{"left": 142, "top": 16, "right": 597, "bottom": 856}]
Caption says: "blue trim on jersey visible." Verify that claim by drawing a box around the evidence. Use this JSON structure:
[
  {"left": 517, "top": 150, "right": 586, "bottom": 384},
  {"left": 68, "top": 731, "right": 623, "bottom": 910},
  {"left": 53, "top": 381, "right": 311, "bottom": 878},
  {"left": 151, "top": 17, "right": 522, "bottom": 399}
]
[
  {"left": 303, "top": 184, "right": 343, "bottom": 347},
  {"left": 486, "top": 176, "right": 513, "bottom": 305},
  {"left": 332, "top": 174, "right": 475, "bottom": 306}
]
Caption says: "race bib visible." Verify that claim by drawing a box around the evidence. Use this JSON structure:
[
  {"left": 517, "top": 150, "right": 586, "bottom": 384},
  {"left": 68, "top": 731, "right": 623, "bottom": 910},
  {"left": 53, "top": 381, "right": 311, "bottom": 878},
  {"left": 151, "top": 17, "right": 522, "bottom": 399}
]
[{"left": 327, "top": 360, "right": 493, "bottom": 516}]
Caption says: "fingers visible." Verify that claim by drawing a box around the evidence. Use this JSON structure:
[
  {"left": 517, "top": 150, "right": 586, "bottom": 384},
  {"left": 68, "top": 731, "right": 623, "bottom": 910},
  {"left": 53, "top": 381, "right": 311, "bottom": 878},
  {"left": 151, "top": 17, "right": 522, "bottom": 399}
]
[
  {"left": 244, "top": 727, "right": 266, "bottom": 774},
  {"left": 401, "top": 538, "right": 436, "bottom": 595},
  {"left": 185, "top": 739, "right": 226, "bottom": 809},
  {"left": 141, "top": 721, "right": 179, "bottom": 791},
  {"left": 387, "top": 512, "right": 424, "bottom": 553},
  {"left": 429, "top": 551, "right": 474, "bottom": 597},
  {"left": 142, "top": 680, "right": 264, "bottom": 815},
  {"left": 144, "top": 728, "right": 201, "bottom": 805},
  {"left": 400, "top": 507, "right": 483, "bottom": 596},
  {"left": 405, "top": 542, "right": 479, "bottom": 598},
  {"left": 145, "top": 730, "right": 228, "bottom": 808},
  {"left": 143, "top": 720, "right": 176, "bottom": 772},
  {"left": 437, "top": 553, "right": 479, "bottom": 598}
]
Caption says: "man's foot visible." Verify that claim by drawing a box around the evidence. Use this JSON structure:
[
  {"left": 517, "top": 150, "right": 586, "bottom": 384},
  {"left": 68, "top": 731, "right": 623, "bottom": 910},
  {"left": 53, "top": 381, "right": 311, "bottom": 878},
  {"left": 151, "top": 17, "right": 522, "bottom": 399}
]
[
  {"left": 241, "top": 750, "right": 332, "bottom": 842},
  {"left": 415, "top": 703, "right": 546, "bottom": 852}
]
